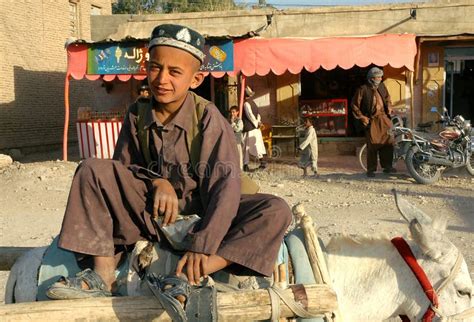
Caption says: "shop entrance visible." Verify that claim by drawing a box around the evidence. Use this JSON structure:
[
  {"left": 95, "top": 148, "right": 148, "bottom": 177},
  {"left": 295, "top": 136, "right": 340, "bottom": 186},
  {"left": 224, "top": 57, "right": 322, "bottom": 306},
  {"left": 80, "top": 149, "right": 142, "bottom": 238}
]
[
  {"left": 444, "top": 47, "right": 474, "bottom": 121},
  {"left": 192, "top": 75, "right": 229, "bottom": 117},
  {"left": 300, "top": 66, "right": 373, "bottom": 137}
]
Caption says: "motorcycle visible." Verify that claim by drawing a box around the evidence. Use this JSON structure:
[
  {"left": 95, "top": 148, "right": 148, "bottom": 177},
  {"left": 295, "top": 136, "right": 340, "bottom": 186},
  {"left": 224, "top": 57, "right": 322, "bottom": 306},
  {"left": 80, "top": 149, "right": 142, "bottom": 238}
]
[
  {"left": 393, "top": 107, "right": 473, "bottom": 184},
  {"left": 358, "top": 115, "right": 431, "bottom": 171}
]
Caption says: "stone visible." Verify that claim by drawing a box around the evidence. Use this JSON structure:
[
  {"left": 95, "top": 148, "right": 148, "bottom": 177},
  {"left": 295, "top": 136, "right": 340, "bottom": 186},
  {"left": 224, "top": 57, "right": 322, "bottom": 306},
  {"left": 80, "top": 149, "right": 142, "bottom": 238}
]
[
  {"left": 0, "top": 154, "right": 13, "bottom": 168},
  {"left": 8, "top": 149, "right": 22, "bottom": 160}
]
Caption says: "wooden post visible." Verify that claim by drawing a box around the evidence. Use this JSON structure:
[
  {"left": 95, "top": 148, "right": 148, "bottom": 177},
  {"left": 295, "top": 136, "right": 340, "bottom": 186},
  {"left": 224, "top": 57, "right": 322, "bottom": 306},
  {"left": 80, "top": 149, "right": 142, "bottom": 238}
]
[
  {"left": 63, "top": 72, "right": 71, "bottom": 161},
  {"left": 293, "top": 203, "right": 342, "bottom": 322},
  {"left": 238, "top": 74, "right": 246, "bottom": 118},
  {"left": 0, "top": 284, "right": 337, "bottom": 322},
  {"left": 300, "top": 215, "right": 332, "bottom": 286}
]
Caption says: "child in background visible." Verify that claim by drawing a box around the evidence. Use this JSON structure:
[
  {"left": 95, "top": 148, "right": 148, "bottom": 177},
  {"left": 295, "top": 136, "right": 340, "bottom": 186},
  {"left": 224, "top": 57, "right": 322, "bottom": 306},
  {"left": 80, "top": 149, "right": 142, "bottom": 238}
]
[
  {"left": 298, "top": 118, "right": 319, "bottom": 177},
  {"left": 230, "top": 105, "right": 244, "bottom": 170},
  {"left": 137, "top": 85, "right": 150, "bottom": 102}
]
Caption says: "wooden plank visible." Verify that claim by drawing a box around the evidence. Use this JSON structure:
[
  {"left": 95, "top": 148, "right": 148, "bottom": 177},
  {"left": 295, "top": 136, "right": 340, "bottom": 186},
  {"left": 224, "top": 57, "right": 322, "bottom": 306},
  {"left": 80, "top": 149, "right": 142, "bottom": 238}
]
[
  {"left": 0, "top": 247, "right": 35, "bottom": 271},
  {"left": 0, "top": 284, "right": 337, "bottom": 321}
]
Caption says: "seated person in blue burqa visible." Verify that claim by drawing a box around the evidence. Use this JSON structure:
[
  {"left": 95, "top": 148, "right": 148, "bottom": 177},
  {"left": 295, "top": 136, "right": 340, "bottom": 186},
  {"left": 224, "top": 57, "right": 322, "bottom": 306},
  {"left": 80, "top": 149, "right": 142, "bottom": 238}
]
[{"left": 46, "top": 24, "right": 292, "bottom": 301}]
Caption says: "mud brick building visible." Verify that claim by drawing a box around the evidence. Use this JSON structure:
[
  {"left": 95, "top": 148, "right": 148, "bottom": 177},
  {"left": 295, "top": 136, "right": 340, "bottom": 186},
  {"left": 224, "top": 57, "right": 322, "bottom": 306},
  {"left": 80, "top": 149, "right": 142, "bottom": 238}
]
[{"left": 0, "top": 0, "right": 112, "bottom": 155}]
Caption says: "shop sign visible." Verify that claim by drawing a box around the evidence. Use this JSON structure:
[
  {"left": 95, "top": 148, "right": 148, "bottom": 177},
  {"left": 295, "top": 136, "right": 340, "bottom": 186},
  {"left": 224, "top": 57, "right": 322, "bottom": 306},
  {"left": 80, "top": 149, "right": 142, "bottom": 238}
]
[
  {"left": 87, "top": 40, "right": 234, "bottom": 75},
  {"left": 201, "top": 40, "right": 234, "bottom": 72},
  {"left": 87, "top": 43, "right": 148, "bottom": 75}
]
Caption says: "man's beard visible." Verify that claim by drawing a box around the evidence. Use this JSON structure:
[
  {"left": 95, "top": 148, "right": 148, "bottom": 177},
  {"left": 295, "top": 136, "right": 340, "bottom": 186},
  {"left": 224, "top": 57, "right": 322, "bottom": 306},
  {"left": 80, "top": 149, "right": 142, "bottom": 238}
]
[{"left": 368, "top": 78, "right": 381, "bottom": 87}]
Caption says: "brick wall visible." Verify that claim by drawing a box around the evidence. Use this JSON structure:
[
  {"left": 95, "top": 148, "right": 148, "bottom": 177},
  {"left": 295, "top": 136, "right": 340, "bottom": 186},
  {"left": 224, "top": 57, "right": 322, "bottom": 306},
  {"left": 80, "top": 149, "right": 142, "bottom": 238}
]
[{"left": 0, "top": 0, "right": 112, "bottom": 151}]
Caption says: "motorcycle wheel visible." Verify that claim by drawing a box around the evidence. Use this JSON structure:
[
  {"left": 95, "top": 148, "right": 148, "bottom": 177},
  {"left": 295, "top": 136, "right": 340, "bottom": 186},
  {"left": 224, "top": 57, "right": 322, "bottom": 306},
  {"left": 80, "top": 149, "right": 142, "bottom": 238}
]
[
  {"left": 405, "top": 146, "right": 442, "bottom": 184},
  {"left": 466, "top": 152, "right": 474, "bottom": 176},
  {"left": 358, "top": 144, "right": 368, "bottom": 171}
]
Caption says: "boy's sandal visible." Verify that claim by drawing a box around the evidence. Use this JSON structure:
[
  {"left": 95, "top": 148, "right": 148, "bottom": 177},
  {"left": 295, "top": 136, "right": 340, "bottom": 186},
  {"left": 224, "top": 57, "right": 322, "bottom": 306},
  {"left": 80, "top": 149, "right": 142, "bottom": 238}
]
[
  {"left": 46, "top": 268, "right": 112, "bottom": 300},
  {"left": 147, "top": 274, "right": 191, "bottom": 322},
  {"left": 147, "top": 273, "right": 217, "bottom": 322}
]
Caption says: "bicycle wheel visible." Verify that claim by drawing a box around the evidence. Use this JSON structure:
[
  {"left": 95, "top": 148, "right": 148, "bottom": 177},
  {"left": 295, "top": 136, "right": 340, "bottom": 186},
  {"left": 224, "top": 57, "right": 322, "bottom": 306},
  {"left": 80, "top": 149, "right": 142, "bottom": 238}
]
[
  {"left": 271, "top": 145, "right": 282, "bottom": 158},
  {"left": 358, "top": 144, "right": 368, "bottom": 171}
]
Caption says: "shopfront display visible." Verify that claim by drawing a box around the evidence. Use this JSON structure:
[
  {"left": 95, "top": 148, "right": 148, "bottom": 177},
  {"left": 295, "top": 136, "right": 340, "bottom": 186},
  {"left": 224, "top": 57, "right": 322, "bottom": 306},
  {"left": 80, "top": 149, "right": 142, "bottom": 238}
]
[
  {"left": 271, "top": 125, "right": 298, "bottom": 156},
  {"left": 63, "top": 34, "right": 416, "bottom": 160},
  {"left": 76, "top": 109, "right": 124, "bottom": 159},
  {"left": 300, "top": 99, "right": 348, "bottom": 136}
]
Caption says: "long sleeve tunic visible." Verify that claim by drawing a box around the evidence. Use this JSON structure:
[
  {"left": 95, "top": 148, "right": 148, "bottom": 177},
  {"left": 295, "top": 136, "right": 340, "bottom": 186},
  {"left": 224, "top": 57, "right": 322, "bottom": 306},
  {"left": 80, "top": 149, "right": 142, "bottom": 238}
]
[
  {"left": 351, "top": 83, "right": 393, "bottom": 145},
  {"left": 58, "top": 92, "right": 291, "bottom": 276},
  {"left": 113, "top": 92, "right": 242, "bottom": 255}
]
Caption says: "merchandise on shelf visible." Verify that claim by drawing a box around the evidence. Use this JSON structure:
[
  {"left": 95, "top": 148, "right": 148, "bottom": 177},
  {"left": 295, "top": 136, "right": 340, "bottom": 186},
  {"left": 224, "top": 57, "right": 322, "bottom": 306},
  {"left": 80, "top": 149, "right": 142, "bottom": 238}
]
[
  {"left": 299, "top": 98, "right": 348, "bottom": 136},
  {"left": 300, "top": 99, "right": 347, "bottom": 116},
  {"left": 77, "top": 107, "right": 126, "bottom": 121}
]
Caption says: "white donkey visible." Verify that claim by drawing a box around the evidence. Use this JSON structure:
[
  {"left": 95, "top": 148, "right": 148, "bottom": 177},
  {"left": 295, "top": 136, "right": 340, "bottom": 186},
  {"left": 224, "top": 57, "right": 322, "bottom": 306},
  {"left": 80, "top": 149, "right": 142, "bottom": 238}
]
[{"left": 5, "top": 192, "right": 473, "bottom": 321}]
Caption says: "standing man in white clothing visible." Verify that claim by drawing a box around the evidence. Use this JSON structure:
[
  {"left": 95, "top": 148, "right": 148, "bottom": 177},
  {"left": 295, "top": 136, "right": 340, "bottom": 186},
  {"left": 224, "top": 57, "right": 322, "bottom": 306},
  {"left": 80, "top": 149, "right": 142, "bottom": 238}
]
[
  {"left": 298, "top": 118, "right": 318, "bottom": 177},
  {"left": 242, "top": 86, "right": 267, "bottom": 171}
]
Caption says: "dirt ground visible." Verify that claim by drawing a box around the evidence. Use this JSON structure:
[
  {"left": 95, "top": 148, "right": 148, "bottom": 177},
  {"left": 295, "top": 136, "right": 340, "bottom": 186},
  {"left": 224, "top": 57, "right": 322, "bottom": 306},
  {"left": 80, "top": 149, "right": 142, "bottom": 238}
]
[{"left": 1, "top": 151, "right": 473, "bottom": 304}]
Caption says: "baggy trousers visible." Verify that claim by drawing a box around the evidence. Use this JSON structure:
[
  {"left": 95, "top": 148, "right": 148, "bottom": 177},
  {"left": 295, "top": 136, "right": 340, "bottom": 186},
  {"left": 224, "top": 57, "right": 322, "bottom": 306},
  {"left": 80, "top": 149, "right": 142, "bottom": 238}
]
[
  {"left": 58, "top": 158, "right": 292, "bottom": 276},
  {"left": 366, "top": 141, "right": 394, "bottom": 173}
]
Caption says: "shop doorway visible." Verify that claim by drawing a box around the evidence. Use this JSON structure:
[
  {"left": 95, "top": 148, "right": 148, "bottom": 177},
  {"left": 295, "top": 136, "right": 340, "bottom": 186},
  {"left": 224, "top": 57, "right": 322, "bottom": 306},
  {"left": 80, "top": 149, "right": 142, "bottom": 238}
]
[
  {"left": 300, "top": 66, "right": 372, "bottom": 137},
  {"left": 192, "top": 75, "right": 229, "bottom": 117},
  {"left": 445, "top": 59, "right": 474, "bottom": 121},
  {"left": 444, "top": 47, "right": 474, "bottom": 121}
]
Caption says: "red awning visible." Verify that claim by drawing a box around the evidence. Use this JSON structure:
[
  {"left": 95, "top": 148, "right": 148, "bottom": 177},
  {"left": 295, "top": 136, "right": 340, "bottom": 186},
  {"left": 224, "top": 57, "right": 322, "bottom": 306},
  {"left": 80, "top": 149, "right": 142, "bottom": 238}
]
[
  {"left": 66, "top": 34, "right": 416, "bottom": 80},
  {"left": 233, "top": 34, "right": 417, "bottom": 76}
]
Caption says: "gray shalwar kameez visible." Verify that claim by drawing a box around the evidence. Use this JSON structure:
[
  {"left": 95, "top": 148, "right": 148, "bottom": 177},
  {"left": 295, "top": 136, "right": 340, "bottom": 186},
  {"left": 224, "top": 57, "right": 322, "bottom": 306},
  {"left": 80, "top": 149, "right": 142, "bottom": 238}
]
[{"left": 58, "top": 93, "right": 292, "bottom": 276}]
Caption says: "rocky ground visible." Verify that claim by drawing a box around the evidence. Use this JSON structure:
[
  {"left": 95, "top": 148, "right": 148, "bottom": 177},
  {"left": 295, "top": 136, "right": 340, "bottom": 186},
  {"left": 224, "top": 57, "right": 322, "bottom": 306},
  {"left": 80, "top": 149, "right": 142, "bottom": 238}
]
[{"left": 1, "top": 153, "right": 473, "bottom": 304}]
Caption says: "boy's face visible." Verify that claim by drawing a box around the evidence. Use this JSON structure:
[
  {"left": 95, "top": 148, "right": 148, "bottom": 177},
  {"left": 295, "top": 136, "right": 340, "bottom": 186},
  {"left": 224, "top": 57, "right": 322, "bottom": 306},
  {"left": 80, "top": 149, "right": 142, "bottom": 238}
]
[
  {"left": 147, "top": 46, "right": 204, "bottom": 107},
  {"left": 230, "top": 109, "right": 239, "bottom": 119}
]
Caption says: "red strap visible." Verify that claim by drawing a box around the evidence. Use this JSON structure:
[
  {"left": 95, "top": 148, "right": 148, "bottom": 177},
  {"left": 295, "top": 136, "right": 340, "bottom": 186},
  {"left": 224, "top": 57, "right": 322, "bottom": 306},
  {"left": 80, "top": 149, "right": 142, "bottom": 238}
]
[{"left": 391, "top": 237, "right": 439, "bottom": 322}]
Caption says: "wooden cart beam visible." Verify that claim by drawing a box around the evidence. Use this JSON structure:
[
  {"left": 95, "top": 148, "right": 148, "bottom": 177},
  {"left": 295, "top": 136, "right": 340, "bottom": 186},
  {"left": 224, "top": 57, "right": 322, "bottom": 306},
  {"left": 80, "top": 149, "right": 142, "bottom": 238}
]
[{"left": 0, "top": 284, "right": 336, "bottom": 322}]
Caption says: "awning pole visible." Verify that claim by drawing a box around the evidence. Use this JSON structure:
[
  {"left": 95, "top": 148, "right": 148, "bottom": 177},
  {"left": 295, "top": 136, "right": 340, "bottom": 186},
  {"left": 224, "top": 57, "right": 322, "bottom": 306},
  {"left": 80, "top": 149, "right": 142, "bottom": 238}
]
[
  {"left": 239, "top": 74, "right": 246, "bottom": 117},
  {"left": 63, "top": 73, "right": 70, "bottom": 161},
  {"left": 409, "top": 70, "right": 415, "bottom": 128}
]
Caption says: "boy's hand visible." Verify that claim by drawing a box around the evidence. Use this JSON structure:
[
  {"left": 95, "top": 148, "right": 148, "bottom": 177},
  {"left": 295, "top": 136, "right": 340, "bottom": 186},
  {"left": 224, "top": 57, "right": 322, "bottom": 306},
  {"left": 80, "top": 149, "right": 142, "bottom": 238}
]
[
  {"left": 151, "top": 178, "right": 178, "bottom": 226},
  {"left": 176, "top": 251, "right": 209, "bottom": 285}
]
